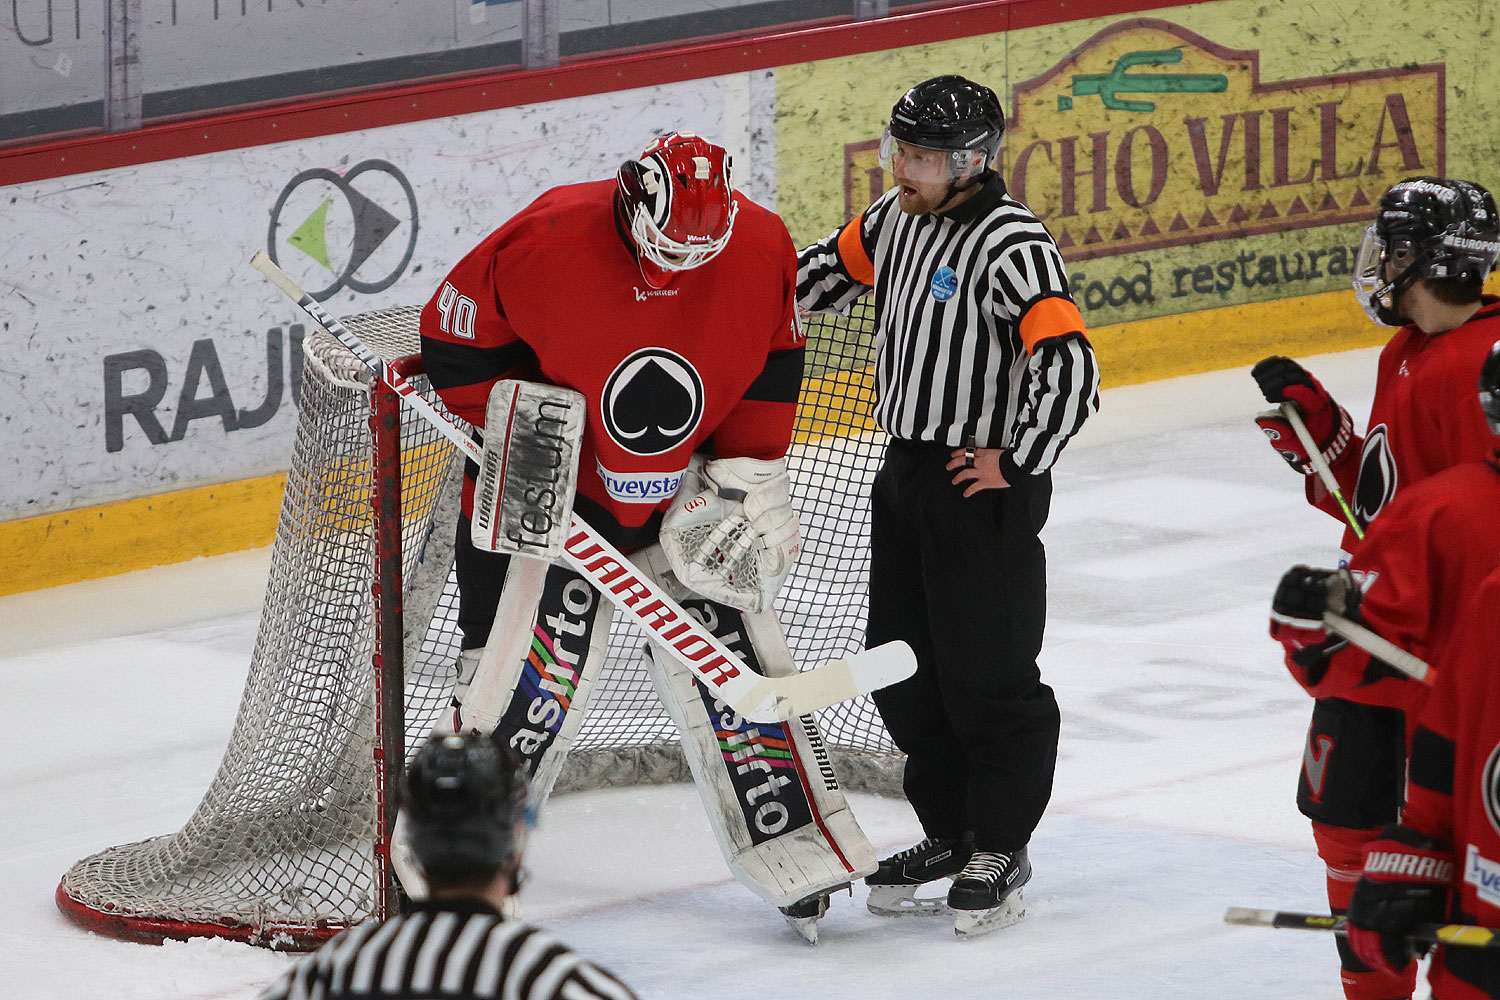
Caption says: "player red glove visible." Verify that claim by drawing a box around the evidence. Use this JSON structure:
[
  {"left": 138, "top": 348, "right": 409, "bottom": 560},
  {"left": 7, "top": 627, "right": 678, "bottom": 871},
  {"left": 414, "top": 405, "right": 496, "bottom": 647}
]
[
  {"left": 1252, "top": 357, "right": 1354, "bottom": 474},
  {"left": 1346, "top": 825, "right": 1455, "bottom": 978},
  {"left": 1269, "top": 565, "right": 1358, "bottom": 689}
]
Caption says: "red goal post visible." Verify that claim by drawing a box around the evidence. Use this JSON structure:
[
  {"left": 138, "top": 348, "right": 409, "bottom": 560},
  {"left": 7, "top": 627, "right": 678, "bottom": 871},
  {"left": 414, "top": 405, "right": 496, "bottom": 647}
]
[{"left": 55, "top": 303, "right": 900, "bottom": 950}]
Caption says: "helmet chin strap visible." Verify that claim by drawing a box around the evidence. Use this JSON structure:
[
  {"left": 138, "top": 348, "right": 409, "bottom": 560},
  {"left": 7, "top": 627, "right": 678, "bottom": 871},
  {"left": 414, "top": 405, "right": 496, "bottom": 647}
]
[
  {"left": 933, "top": 165, "right": 986, "bottom": 213},
  {"left": 1373, "top": 254, "right": 1432, "bottom": 326}
]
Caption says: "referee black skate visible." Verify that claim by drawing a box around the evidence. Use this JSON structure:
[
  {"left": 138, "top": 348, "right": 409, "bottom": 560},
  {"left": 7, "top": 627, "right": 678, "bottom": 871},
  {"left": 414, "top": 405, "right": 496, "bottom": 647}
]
[
  {"left": 798, "top": 75, "right": 1099, "bottom": 937},
  {"left": 256, "top": 733, "right": 638, "bottom": 1000}
]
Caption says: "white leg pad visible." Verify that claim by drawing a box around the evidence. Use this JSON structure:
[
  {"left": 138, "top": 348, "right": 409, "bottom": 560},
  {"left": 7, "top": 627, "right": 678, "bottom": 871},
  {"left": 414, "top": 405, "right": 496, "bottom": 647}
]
[{"left": 642, "top": 596, "right": 876, "bottom": 907}]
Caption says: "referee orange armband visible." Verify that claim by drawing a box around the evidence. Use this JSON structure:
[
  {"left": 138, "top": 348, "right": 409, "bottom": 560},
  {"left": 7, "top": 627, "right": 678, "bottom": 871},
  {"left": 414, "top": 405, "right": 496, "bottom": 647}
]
[
  {"left": 1018, "top": 297, "right": 1086, "bottom": 355},
  {"left": 836, "top": 218, "right": 876, "bottom": 287}
]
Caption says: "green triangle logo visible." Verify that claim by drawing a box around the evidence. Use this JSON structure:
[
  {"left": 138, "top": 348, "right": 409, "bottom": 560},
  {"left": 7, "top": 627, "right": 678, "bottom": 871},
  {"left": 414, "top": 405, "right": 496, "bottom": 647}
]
[{"left": 288, "top": 198, "right": 333, "bottom": 270}]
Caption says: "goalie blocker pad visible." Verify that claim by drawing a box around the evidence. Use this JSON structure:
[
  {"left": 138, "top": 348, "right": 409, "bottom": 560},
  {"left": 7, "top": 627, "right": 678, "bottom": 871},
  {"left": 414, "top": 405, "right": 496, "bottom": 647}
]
[
  {"left": 639, "top": 578, "right": 877, "bottom": 907},
  {"left": 472, "top": 379, "right": 586, "bottom": 559}
]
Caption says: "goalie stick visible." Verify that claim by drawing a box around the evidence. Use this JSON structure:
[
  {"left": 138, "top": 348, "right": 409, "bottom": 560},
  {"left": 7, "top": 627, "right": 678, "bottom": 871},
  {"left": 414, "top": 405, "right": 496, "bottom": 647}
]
[
  {"left": 250, "top": 251, "right": 916, "bottom": 723},
  {"left": 1224, "top": 906, "right": 1500, "bottom": 951}
]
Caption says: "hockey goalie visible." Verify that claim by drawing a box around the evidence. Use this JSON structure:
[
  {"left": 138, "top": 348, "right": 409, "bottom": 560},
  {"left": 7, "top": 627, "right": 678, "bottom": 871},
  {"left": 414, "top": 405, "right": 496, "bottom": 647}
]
[{"left": 412, "top": 131, "right": 877, "bottom": 941}]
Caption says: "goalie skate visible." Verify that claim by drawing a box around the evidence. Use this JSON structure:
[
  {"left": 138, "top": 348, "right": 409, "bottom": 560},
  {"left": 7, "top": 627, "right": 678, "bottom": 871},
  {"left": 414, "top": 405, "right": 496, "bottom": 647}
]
[
  {"left": 949, "top": 847, "right": 1031, "bottom": 939},
  {"left": 865, "top": 836, "right": 972, "bottom": 917},
  {"left": 779, "top": 890, "right": 835, "bottom": 944}
]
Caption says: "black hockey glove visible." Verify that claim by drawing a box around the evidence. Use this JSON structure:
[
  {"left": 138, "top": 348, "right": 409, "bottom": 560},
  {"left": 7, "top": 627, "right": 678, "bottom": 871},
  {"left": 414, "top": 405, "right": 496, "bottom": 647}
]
[
  {"left": 1251, "top": 357, "right": 1354, "bottom": 474},
  {"left": 1347, "top": 825, "right": 1455, "bottom": 978},
  {"left": 1269, "top": 566, "right": 1359, "bottom": 687}
]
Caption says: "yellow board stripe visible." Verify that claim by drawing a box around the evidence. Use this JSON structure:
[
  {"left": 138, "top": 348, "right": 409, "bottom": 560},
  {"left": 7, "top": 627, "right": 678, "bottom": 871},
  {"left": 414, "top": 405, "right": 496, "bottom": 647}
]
[
  {"left": 0, "top": 475, "right": 288, "bottom": 597},
  {"left": 3, "top": 285, "right": 1385, "bottom": 596}
]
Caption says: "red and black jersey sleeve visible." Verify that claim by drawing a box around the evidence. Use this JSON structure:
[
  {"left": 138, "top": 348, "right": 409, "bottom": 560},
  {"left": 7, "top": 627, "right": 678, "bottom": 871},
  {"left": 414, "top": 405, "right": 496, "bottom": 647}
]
[
  {"left": 706, "top": 216, "right": 806, "bottom": 460},
  {"left": 1300, "top": 459, "right": 1500, "bottom": 708},
  {"left": 419, "top": 222, "right": 543, "bottom": 428}
]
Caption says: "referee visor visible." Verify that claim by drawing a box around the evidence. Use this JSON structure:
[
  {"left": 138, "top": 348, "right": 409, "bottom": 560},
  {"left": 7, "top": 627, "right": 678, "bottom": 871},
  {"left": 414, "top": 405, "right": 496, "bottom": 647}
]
[{"left": 878, "top": 128, "right": 984, "bottom": 184}]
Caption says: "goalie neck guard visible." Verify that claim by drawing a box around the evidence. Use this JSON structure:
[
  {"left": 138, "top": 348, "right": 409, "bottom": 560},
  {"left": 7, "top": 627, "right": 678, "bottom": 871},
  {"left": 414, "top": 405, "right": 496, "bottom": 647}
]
[{"left": 616, "top": 131, "right": 738, "bottom": 285}]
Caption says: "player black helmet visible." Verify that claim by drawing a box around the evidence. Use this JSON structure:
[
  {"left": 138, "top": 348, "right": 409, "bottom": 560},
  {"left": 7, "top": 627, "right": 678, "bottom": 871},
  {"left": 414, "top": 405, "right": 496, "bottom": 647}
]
[
  {"left": 404, "top": 733, "right": 531, "bottom": 886},
  {"left": 1481, "top": 338, "right": 1500, "bottom": 436},
  {"left": 1353, "top": 177, "right": 1500, "bottom": 325}
]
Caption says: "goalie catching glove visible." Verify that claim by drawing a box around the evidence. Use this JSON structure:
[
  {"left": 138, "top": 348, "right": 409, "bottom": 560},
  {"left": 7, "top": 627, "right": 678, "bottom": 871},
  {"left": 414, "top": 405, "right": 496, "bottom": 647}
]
[{"left": 660, "top": 456, "right": 800, "bottom": 614}]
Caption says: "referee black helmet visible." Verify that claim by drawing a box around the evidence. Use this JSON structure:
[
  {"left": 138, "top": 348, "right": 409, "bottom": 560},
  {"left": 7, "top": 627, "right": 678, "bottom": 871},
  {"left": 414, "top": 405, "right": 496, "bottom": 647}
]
[
  {"left": 888, "top": 75, "right": 1006, "bottom": 164},
  {"left": 405, "top": 733, "right": 531, "bottom": 886}
]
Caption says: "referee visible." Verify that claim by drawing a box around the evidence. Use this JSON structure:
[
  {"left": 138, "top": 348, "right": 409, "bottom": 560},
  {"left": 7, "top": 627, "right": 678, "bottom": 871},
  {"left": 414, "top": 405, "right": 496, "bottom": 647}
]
[
  {"left": 256, "top": 733, "right": 638, "bottom": 1000},
  {"left": 797, "top": 75, "right": 1099, "bottom": 937}
]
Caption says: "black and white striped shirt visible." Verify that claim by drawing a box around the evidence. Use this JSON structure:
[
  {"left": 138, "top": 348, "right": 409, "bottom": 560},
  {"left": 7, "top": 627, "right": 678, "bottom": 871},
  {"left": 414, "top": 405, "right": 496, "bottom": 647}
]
[
  {"left": 797, "top": 174, "right": 1099, "bottom": 478},
  {"left": 256, "top": 900, "right": 639, "bottom": 1000}
]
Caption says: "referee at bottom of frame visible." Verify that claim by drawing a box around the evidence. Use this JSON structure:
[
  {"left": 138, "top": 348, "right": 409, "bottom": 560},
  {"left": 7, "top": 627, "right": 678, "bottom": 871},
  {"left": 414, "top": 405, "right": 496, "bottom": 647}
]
[{"left": 256, "top": 733, "right": 639, "bottom": 1000}]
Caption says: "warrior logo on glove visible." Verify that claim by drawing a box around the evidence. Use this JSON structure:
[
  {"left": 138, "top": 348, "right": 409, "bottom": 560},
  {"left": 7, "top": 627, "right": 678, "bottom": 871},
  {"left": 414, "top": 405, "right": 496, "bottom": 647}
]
[{"left": 1485, "top": 741, "right": 1500, "bottom": 838}]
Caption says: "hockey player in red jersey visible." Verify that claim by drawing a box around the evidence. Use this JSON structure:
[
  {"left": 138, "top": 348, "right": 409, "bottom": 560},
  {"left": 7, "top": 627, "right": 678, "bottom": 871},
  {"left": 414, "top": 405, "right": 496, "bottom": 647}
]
[
  {"left": 1342, "top": 342, "right": 1500, "bottom": 1000},
  {"left": 1254, "top": 177, "right": 1500, "bottom": 1000},
  {"left": 418, "top": 132, "right": 877, "bottom": 941}
]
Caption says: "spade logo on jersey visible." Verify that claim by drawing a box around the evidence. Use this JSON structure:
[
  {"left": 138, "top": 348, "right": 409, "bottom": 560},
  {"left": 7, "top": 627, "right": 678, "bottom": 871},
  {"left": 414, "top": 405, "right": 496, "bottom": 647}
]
[
  {"left": 1353, "top": 424, "right": 1397, "bottom": 528},
  {"left": 601, "top": 348, "right": 705, "bottom": 456},
  {"left": 1484, "top": 741, "right": 1500, "bottom": 838}
]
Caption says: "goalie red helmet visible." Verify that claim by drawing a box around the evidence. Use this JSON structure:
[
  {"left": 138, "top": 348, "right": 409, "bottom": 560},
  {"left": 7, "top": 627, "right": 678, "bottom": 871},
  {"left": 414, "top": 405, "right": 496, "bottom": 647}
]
[
  {"left": 404, "top": 733, "right": 531, "bottom": 884},
  {"left": 1353, "top": 177, "right": 1500, "bottom": 325},
  {"left": 616, "top": 131, "right": 737, "bottom": 281},
  {"left": 1481, "top": 338, "right": 1500, "bottom": 436}
]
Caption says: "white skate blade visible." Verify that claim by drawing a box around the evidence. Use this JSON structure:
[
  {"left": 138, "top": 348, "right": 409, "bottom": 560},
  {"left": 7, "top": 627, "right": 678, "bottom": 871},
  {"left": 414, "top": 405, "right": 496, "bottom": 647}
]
[
  {"left": 866, "top": 883, "right": 954, "bottom": 917},
  {"left": 783, "top": 912, "right": 820, "bottom": 944},
  {"left": 953, "top": 889, "right": 1026, "bottom": 938}
]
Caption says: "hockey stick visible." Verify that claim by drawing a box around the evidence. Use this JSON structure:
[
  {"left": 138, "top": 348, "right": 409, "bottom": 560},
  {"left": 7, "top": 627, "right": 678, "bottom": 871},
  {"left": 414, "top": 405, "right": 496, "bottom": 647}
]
[
  {"left": 1224, "top": 907, "right": 1500, "bottom": 951},
  {"left": 250, "top": 251, "right": 915, "bottom": 722},
  {"left": 1322, "top": 611, "right": 1431, "bottom": 683},
  {"left": 1280, "top": 402, "right": 1364, "bottom": 541}
]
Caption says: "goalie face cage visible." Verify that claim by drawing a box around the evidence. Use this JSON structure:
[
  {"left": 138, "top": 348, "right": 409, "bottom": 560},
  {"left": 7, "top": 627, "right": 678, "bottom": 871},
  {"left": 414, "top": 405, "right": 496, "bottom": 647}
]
[{"left": 55, "top": 303, "right": 895, "bottom": 950}]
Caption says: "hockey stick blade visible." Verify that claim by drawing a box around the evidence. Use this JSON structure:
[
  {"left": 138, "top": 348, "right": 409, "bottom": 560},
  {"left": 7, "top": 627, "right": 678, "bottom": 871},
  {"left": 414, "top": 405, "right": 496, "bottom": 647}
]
[
  {"left": 1224, "top": 907, "right": 1500, "bottom": 950},
  {"left": 250, "top": 251, "right": 916, "bottom": 723},
  {"left": 738, "top": 640, "right": 915, "bottom": 721}
]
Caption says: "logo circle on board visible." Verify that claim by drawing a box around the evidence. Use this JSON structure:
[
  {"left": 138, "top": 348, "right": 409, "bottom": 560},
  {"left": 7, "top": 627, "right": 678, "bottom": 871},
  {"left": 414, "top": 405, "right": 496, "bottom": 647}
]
[
  {"left": 267, "top": 159, "right": 419, "bottom": 301},
  {"left": 601, "top": 348, "right": 705, "bottom": 456}
]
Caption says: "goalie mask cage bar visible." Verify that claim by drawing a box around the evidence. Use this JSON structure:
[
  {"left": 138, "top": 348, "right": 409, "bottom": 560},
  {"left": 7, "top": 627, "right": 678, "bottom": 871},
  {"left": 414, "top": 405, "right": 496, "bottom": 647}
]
[{"left": 55, "top": 303, "right": 900, "bottom": 950}]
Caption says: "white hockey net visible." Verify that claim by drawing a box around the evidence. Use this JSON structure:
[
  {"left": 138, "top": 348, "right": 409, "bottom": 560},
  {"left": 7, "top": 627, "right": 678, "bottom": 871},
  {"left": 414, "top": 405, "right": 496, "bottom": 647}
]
[{"left": 56, "top": 303, "right": 896, "bottom": 949}]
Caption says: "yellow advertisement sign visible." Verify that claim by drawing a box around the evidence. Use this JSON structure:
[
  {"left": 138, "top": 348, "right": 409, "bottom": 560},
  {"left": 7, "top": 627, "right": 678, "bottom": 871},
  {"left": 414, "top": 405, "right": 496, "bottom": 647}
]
[{"left": 1001, "top": 18, "right": 1443, "bottom": 261}]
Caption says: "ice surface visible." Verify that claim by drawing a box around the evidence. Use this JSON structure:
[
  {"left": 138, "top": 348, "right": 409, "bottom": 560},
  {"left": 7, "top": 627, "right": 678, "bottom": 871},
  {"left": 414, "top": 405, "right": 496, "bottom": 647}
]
[{"left": 0, "top": 350, "right": 1392, "bottom": 999}]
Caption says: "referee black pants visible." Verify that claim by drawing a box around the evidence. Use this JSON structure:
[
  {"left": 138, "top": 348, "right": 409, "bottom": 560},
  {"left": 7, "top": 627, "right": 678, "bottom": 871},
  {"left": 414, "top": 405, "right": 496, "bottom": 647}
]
[{"left": 867, "top": 438, "right": 1060, "bottom": 853}]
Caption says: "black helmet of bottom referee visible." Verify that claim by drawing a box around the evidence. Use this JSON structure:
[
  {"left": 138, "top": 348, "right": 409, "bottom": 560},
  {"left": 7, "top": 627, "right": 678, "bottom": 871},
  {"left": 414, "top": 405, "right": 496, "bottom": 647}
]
[
  {"left": 881, "top": 75, "right": 1005, "bottom": 194},
  {"left": 405, "top": 732, "right": 532, "bottom": 890},
  {"left": 1352, "top": 177, "right": 1500, "bottom": 326},
  {"left": 1481, "top": 338, "right": 1500, "bottom": 436}
]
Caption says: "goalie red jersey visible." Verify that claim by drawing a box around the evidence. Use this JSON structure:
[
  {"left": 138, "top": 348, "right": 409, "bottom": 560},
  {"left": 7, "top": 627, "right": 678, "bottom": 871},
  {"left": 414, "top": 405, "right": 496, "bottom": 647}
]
[
  {"left": 1315, "top": 301, "right": 1500, "bottom": 551},
  {"left": 1400, "top": 564, "right": 1500, "bottom": 999},
  {"left": 419, "top": 178, "right": 804, "bottom": 550}
]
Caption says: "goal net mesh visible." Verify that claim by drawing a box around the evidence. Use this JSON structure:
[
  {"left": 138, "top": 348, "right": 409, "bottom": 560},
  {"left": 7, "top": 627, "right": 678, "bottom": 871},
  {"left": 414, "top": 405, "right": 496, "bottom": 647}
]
[{"left": 56, "top": 303, "right": 896, "bottom": 948}]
